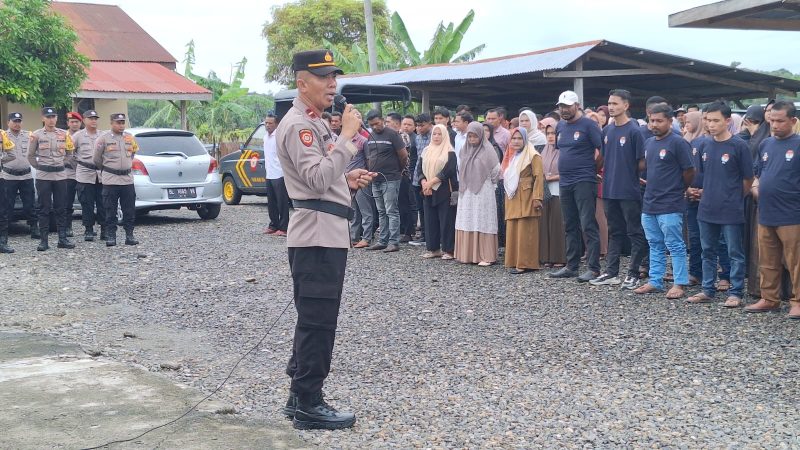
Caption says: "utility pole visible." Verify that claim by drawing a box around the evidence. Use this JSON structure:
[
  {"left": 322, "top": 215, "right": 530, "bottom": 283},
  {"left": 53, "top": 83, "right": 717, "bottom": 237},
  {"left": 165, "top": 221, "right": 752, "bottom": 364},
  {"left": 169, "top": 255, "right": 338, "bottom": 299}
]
[{"left": 364, "top": 0, "right": 380, "bottom": 112}]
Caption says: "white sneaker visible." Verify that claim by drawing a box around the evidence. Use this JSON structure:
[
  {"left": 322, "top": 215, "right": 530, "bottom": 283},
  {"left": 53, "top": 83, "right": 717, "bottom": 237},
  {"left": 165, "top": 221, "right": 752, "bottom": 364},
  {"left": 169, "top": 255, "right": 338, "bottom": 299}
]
[
  {"left": 620, "top": 276, "right": 640, "bottom": 290},
  {"left": 589, "top": 273, "right": 622, "bottom": 286}
]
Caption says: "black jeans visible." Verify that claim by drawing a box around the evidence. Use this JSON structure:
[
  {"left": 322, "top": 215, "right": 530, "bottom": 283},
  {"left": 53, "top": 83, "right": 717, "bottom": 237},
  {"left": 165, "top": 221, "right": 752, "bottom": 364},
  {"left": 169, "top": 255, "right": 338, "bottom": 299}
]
[
  {"left": 35, "top": 179, "right": 67, "bottom": 235},
  {"left": 265, "top": 177, "right": 290, "bottom": 232},
  {"left": 3, "top": 178, "right": 37, "bottom": 229},
  {"left": 604, "top": 198, "right": 647, "bottom": 278},
  {"left": 414, "top": 185, "right": 425, "bottom": 238},
  {"left": 560, "top": 181, "right": 601, "bottom": 273},
  {"left": 423, "top": 197, "right": 455, "bottom": 253},
  {"left": 0, "top": 179, "right": 7, "bottom": 234},
  {"left": 102, "top": 184, "right": 135, "bottom": 234},
  {"left": 65, "top": 178, "right": 77, "bottom": 220},
  {"left": 285, "top": 246, "right": 347, "bottom": 395},
  {"left": 398, "top": 176, "right": 416, "bottom": 236},
  {"left": 77, "top": 182, "right": 106, "bottom": 229}
]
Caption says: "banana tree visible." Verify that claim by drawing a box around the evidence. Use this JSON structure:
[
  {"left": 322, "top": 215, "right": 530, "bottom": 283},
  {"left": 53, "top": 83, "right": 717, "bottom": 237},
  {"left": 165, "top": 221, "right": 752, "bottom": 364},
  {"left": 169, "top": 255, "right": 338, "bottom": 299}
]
[{"left": 391, "top": 9, "right": 485, "bottom": 65}]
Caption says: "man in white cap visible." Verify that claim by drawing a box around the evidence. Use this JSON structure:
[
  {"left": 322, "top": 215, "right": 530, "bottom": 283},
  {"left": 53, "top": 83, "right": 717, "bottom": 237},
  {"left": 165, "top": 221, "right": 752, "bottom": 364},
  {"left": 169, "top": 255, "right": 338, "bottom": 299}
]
[{"left": 549, "top": 91, "right": 603, "bottom": 283}]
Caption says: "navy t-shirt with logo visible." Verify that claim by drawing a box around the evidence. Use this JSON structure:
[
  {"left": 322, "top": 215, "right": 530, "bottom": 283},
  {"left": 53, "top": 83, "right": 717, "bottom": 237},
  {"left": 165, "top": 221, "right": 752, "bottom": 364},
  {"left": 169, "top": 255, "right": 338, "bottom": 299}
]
[
  {"left": 602, "top": 120, "right": 645, "bottom": 200},
  {"left": 642, "top": 133, "right": 694, "bottom": 215},
  {"left": 689, "top": 136, "right": 709, "bottom": 189},
  {"left": 556, "top": 116, "right": 602, "bottom": 187},
  {"left": 756, "top": 134, "right": 800, "bottom": 226},
  {"left": 697, "top": 135, "right": 753, "bottom": 225}
]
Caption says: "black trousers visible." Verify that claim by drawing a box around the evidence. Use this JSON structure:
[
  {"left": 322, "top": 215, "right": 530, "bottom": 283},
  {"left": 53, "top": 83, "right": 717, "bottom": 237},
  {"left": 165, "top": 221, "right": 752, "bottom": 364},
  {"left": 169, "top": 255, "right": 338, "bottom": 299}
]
[
  {"left": 3, "top": 178, "right": 37, "bottom": 230},
  {"left": 560, "top": 181, "right": 601, "bottom": 273},
  {"left": 103, "top": 184, "right": 135, "bottom": 234},
  {"left": 398, "top": 176, "right": 416, "bottom": 236},
  {"left": 265, "top": 177, "right": 290, "bottom": 232},
  {"left": 604, "top": 198, "right": 647, "bottom": 278},
  {"left": 65, "top": 178, "right": 77, "bottom": 219},
  {"left": 423, "top": 196, "right": 455, "bottom": 253},
  {"left": 0, "top": 179, "right": 7, "bottom": 234},
  {"left": 414, "top": 185, "right": 425, "bottom": 237},
  {"left": 285, "top": 246, "right": 347, "bottom": 394},
  {"left": 35, "top": 179, "right": 67, "bottom": 235},
  {"left": 77, "top": 182, "right": 106, "bottom": 229}
]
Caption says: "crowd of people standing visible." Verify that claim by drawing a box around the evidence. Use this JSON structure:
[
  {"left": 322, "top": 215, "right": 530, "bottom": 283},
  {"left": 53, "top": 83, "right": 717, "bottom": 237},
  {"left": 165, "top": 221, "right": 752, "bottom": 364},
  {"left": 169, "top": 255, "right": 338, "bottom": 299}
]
[{"left": 311, "top": 90, "right": 799, "bottom": 320}]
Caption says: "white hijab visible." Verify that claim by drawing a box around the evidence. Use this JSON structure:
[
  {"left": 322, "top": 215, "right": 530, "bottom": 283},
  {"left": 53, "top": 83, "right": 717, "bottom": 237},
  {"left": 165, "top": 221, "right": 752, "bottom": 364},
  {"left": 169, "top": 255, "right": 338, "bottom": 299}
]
[{"left": 520, "top": 110, "right": 546, "bottom": 147}]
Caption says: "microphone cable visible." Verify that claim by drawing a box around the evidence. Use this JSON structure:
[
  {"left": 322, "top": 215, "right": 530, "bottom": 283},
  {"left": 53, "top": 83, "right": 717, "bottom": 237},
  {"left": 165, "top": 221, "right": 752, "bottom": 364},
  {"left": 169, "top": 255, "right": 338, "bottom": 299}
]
[{"left": 80, "top": 296, "right": 295, "bottom": 450}]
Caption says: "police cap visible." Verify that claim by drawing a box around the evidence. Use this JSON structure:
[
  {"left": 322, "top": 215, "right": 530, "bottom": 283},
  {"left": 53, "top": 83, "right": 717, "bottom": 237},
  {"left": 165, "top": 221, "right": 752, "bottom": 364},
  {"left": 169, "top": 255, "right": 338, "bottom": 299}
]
[
  {"left": 41, "top": 107, "right": 57, "bottom": 117},
  {"left": 8, "top": 112, "right": 23, "bottom": 121},
  {"left": 84, "top": 110, "right": 99, "bottom": 118},
  {"left": 111, "top": 113, "right": 126, "bottom": 122},
  {"left": 292, "top": 50, "right": 344, "bottom": 77}
]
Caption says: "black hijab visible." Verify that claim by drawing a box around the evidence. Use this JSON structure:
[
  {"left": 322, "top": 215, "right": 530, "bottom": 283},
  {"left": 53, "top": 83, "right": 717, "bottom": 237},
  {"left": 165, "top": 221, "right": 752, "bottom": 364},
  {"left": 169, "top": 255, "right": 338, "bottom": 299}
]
[{"left": 482, "top": 122, "right": 504, "bottom": 162}]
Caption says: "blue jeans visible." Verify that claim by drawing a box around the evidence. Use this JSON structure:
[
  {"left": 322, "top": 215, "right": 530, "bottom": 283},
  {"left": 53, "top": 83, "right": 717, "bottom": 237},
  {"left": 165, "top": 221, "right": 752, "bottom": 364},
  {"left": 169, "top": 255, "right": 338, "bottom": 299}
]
[
  {"left": 698, "top": 221, "right": 745, "bottom": 299},
  {"left": 687, "top": 203, "right": 731, "bottom": 281},
  {"left": 350, "top": 188, "right": 375, "bottom": 242},
  {"left": 372, "top": 179, "right": 401, "bottom": 246},
  {"left": 642, "top": 213, "right": 689, "bottom": 289}
]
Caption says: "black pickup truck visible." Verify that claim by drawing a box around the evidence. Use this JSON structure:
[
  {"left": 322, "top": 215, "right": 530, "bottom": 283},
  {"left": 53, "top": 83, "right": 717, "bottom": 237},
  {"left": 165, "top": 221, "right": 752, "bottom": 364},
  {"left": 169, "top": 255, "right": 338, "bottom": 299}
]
[{"left": 218, "top": 83, "right": 411, "bottom": 205}]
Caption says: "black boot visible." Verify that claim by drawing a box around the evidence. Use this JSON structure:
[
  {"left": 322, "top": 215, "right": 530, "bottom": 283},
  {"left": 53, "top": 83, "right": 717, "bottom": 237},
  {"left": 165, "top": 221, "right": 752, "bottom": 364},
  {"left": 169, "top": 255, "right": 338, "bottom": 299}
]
[
  {"left": 100, "top": 226, "right": 108, "bottom": 241},
  {"left": 0, "top": 234, "right": 14, "bottom": 254},
  {"left": 84, "top": 226, "right": 95, "bottom": 242},
  {"left": 293, "top": 391, "right": 356, "bottom": 430},
  {"left": 281, "top": 391, "right": 298, "bottom": 419},
  {"left": 30, "top": 225, "right": 40, "bottom": 240},
  {"left": 65, "top": 222, "right": 74, "bottom": 237},
  {"left": 106, "top": 229, "right": 117, "bottom": 247},
  {"left": 124, "top": 230, "right": 139, "bottom": 246},
  {"left": 37, "top": 234, "right": 49, "bottom": 252},
  {"left": 58, "top": 230, "right": 75, "bottom": 249}
]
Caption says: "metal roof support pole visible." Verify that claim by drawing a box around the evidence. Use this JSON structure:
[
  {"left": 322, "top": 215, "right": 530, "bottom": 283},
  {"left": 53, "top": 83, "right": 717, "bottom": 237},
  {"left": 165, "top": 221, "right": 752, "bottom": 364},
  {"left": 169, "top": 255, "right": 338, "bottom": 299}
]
[
  {"left": 421, "top": 89, "right": 430, "bottom": 115},
  {"left": 180, "top": 100, "right": 187, "bottom": 131},
  {"left": 573, "top": 58, "right": 584, "bottom": 105}
]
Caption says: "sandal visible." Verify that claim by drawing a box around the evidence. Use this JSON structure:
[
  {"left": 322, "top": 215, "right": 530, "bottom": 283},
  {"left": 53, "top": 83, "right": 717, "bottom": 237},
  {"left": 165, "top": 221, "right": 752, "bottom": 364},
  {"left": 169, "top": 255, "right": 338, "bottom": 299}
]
[
  {"left": 421, "top": 251, "right": 442, "bottom": 259},
  {"left": 634, "top": 283, "right": 663, "bottom": 295},
  {"left": 686, "top": 292, "right": 714, "bottom": 304},
  {"left": 717, "top": 279, "right": 731, "bottom": 291},
  {"left": 478, "top": 261, "right": 492, "bottom": 267},
  {"left": 441, "top": 253, "right": 454, "bottom": 260},
  {"left": 666, "top": 286, "right": 685, "bottom": 299},
  {"left": 723, "top": 296, "right": 742, "bottom": 308}
]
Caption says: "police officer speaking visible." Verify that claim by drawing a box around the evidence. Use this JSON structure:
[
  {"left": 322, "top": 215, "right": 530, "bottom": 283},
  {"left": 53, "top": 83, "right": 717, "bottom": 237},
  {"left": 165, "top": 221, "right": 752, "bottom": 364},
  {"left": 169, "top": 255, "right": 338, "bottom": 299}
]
[
  {"left": 276, "top": 49, "right": 375, "bottom": 430},
  {"left": 28, "top": 107, "right": 76, "bottom": 251},
  {"left": 93, "top": 113, "right": 139, "bottom": 247}
]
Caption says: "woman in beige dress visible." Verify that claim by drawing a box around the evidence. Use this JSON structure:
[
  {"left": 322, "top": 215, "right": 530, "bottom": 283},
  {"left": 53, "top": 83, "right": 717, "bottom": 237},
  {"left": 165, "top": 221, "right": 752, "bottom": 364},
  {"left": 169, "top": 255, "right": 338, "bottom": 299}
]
[{"left": 504, "top": 127, "right": 544, "bottom": 274}]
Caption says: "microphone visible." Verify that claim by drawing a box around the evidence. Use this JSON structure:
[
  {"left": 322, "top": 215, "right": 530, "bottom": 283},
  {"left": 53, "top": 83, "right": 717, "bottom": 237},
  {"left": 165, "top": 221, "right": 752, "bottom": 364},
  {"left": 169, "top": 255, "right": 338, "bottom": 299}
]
[{"left": 333, "top": 94, "right": 347, "bottom": 113}]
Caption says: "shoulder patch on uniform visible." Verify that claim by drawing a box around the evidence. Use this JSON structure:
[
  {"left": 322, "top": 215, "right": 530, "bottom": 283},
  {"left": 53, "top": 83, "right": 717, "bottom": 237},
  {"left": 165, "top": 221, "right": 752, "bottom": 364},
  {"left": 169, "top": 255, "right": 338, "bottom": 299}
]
[{"left": 299, "top": 129, "right": 314, "bottom": 147}]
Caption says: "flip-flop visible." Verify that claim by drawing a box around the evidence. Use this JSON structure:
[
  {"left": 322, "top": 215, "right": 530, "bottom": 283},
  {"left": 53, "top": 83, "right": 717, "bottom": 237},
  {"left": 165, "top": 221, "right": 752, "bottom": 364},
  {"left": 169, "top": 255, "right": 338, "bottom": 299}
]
[
  {"left": 723, "top": 296, "right": 742, "bottom": 308},
  {"left": 634, "top": 283, "right": 663, "bottom": 295},
  {"left": 666, "top": 287, "right": 685, "bottom": 299},
  {"left": 686, "top": 293, "right": 714, "bottom": 304}
]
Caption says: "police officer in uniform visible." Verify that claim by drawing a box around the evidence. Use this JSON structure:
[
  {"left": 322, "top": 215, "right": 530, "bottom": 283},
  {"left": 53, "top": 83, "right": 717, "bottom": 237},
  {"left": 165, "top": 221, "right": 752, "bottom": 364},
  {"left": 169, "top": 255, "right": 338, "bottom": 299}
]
[
  {"left": 28, "top": 107, "right": 76, "bottom": 251},
  {"left": 72, "top": 110, "right": 106, "bottom": 241},
  {"left": 276, "top": 49, "right": 374, "bottom": 430},
  {"left": 3, "top": 113, "right": 38, "bottom": 243},
  {"left": 93, "top": 113, "right": 139, "bottom": 247},
  {"left": 64, "top": 111, "right": 83, "bottom": 237},
  {"left": 0, "top": 126, "right": 17, "bottom": 253}
]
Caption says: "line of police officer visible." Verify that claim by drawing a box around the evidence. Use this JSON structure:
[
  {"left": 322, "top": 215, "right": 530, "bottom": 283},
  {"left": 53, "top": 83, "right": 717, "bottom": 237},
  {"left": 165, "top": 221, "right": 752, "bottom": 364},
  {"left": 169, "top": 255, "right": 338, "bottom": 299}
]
[{"left": 0, "top": 108, "right": 139, "bottom": 253}]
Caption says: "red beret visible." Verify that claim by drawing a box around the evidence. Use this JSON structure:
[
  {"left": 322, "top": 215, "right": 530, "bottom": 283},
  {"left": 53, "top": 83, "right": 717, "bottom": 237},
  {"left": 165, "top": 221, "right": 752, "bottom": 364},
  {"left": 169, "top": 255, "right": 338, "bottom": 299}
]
[{"left": 66, "top": 112, "right": 83, "bottom": 121}]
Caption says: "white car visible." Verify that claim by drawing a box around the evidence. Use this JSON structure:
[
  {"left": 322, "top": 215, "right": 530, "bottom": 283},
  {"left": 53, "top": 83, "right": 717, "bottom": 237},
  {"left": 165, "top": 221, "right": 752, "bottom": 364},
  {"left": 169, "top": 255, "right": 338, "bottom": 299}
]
[{"left": 129, "top": 128, "right": 223, "bottom": 219}]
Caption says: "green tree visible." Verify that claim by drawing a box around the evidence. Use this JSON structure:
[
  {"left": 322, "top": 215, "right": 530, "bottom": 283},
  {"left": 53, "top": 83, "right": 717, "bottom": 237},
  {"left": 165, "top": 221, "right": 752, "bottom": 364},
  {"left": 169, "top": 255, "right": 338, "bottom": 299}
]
[
  {"left": 262, "top": 0, "right": 394, "bottom": 85},
  {"left": 0, "top": 0, "right": 88, "bottom": 106},
  {"left": 391, "top": 9, "right": 485, "bottom": 65}
]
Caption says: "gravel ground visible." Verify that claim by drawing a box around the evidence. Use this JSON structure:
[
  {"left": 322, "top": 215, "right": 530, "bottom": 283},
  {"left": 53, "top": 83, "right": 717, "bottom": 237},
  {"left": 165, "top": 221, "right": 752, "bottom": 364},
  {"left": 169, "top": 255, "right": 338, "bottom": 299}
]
[{"left": 2, "top": 199, "right": 800, "bottom": 449}]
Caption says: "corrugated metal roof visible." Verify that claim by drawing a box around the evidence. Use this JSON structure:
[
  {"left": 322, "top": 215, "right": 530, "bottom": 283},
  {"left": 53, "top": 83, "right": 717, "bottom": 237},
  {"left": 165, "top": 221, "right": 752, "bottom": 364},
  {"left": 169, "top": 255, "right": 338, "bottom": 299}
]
[
  {"left": 81, "top": 62, "right": 211, "bottom": 98},
  {"left": 340, "top": 41, "right": 600, "bottom": 85},
  {"left": 669, "top": 0, "right": 800, "bottom": 31},
  {"left": 51, "top": 2, "right": 176, "bottom": 66}
]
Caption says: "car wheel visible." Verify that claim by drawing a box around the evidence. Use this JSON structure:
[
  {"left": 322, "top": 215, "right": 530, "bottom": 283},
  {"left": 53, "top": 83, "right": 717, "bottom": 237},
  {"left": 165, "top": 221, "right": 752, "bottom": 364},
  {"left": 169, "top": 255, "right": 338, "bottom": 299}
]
[
  {"left": 197, "top": 203, "right": 221, "bottom": 220},
  {"left": 222, "top": 176, "right": 242, "bottom": 205}
]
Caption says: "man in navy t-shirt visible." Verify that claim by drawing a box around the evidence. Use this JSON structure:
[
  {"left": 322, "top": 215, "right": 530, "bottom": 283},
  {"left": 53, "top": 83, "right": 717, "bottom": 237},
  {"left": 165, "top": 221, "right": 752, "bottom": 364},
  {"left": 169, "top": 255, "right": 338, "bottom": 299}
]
[
  {"left": 590, "top": 89, "right": 647, "bottom": 289},
  {"left": 744, "top": 101, "right": 800, "bottom": 318},
  {"left": 687, "top": 102, "right": 753, "bottom": 307},
  {"left": 634, "top": 104, "right": 695, "bottom": 299},
  {"left": 549, "top": 90, "right": 603, "bottom": 282}
]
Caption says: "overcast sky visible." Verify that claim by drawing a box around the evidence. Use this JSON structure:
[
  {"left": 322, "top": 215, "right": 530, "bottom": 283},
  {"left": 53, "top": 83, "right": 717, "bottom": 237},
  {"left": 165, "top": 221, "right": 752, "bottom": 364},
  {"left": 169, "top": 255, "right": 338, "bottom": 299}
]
[{"left": 61, "top": 0, "right": 800, "bottom": 94}]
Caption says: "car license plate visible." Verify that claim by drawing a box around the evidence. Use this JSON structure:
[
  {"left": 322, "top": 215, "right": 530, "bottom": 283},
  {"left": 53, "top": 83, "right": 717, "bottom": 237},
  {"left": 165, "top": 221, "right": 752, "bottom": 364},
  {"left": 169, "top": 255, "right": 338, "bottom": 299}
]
[{"left": 167, "top": 187, "right": 197, "bottom": 199}]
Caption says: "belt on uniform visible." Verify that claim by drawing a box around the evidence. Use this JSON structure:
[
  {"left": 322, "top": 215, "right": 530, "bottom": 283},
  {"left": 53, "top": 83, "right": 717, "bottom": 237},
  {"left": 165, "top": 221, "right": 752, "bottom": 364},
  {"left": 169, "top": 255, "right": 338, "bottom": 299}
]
[
  {"left": 292, "top": 199, "right": 354, "bottom": 221},
  {"left": 77, "top": 160, "right": 98, "bottom": 170},
  {"left": 37, "top": 164, "right": 65, "bottom": 173},
  {"left": 2, "top": 166, "right": 31, "bottom": 176},
  {"left": 102, "top": 166, "right": 131, "bottom": 176}
]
